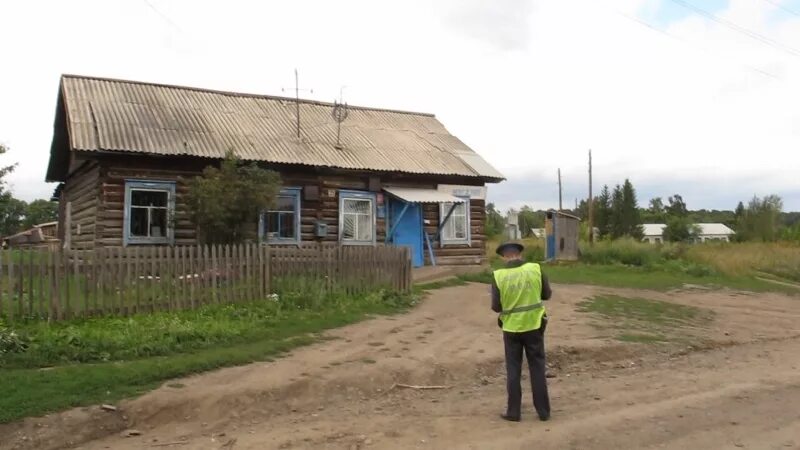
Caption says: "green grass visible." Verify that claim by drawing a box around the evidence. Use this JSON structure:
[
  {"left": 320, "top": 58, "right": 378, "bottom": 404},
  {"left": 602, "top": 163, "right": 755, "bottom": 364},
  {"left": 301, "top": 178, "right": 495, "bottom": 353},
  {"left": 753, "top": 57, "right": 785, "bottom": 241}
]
[
  {"left": 0, "top": 280, "right": 417, "bottom": 423},
  {"left": 413, "top": 277, "right": 468, "bottom": 292},
  {"left": 577, "top": 295, "right": 715, "bottom": 344},
  {"left": 455, "top": 263, "right": 799, "bottom": 294}
]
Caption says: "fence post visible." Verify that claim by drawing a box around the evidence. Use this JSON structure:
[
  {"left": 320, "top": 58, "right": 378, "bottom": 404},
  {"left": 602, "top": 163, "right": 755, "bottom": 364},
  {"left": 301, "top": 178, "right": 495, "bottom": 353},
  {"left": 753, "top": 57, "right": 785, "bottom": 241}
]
[{"left": 3, "top": 250, "right": 14, "bottom": 323}]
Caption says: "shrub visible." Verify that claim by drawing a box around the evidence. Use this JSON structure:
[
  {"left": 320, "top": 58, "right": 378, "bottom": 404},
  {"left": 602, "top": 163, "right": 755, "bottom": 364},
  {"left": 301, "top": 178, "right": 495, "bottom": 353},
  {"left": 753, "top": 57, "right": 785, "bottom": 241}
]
[{"left": 0, "top": 320, "right": 28, "bottom": 355}]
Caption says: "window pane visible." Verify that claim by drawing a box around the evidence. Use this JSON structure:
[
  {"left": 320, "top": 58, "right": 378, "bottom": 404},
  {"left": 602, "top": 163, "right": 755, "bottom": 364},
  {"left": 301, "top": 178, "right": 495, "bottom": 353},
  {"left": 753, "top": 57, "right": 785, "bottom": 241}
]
[
  {"left": 454, "top": 213, "right": 466, "bottom": 239},
  {"left": 357, "top": 214, "right": 372, "bottom": 241},
  {"left": 441, "top": 201, "right": 468, "bottom": 241},
  {"left": 279, "top": 212, "right": 295, "bottom": 238},
  {"left": 275, "top": 195, "right": 294, "bottom": 212},
  {"left": 131, "top": 190, "right": 168, "bottom": 207},
  {"left": 130, "top": 208, "right": 148, "bottom": 237},
  {"left": 343, "top": 198, "right": 370, "bottom": 215},
  {"left": 342, "top": 197, "right": 373, "bottom": 242},
  {"left": 150, "top": 208, "right": 167, "bottom": 237},
  {"left": 342, "top": 214, "right": 356, "bottom": 239}
]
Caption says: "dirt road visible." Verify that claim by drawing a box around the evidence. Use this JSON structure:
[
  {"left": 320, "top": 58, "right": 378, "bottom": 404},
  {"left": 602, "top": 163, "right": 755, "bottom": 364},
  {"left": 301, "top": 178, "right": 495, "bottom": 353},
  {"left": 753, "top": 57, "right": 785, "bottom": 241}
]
[{"left": 4, "top": 283, "right": 800, "bottom": 450}]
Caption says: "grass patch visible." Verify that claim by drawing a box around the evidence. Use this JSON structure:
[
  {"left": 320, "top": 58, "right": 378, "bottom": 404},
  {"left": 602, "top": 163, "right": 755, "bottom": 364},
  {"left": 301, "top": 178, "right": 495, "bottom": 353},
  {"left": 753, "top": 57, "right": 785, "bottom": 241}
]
[
  {"left": 577, "top": 295, "right": 714, "bottom": 344},
  {"left": 0, "top": 280, "right": 417, "bottom": 423},
  {"left": 454, "top": 264, "right": 799, "bottom": 294},
  {"left": 414, "top": 277, "right": 467, "bottom": 292}
]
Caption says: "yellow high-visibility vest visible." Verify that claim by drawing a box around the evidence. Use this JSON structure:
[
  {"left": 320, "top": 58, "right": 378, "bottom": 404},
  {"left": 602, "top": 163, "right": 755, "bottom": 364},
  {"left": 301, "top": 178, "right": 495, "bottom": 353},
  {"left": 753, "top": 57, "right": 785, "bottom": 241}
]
[{"left": 494, "top": 262, "right": 545, "bottom": 333}]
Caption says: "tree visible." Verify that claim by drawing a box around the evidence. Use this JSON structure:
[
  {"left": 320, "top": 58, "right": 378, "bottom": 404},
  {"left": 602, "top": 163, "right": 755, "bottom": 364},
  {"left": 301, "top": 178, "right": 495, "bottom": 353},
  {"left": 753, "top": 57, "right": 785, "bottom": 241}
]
[
  {"left": 621, "top": 179, "right": 643, "bottom": 239},
  {"left": 643, "top": 197, "right": 666, "bottom": 223},
  {"left": 23, "top": 199, "right": 58, "bottom": 228},
  {"left": 517, "top": 206, "right": 545, "bottom": 237},
  {"left": 485, "top": 202, "right": 505, "bottom": 238},
  {"left": 663, "top": 216, "right": 691, "bottom": 242},
  {"left": 734, "top": 201, "right": 745, "bottom": 220},
  {"left": 609, "top": 184, "right": 625, "bottom": 239},
  {"left": 0, "top": 143, "right": 21, "bottom": 236},
  {"left": 667, "top": 194, "right": 688, "bottom": 218},
  {"left": 0, "top": 196, "right": 26, "bottom": 236},
  {"left": 736, "top": 195, "right": 783, "bottom": 241},
  {"left": 187, "top": 150, "right": 281, "bottom": 245},
  {"left": 594, "top": 185, "right": 612, "bottom": 239}
]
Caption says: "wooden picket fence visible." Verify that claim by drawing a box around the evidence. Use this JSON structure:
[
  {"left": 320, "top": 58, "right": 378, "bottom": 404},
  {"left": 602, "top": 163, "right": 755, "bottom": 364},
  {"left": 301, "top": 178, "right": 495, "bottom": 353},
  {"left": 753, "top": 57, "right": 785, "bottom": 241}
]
[{"left": 0, "top": 243, "right": 412, "bottom": 322}]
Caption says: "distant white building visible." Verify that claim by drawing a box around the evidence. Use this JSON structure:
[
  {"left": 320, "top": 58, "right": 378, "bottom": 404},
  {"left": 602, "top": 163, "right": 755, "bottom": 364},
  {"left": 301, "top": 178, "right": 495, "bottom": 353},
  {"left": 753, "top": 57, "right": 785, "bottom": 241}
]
[
  {"left": 642, "top": 223, "right": 735, "bottom": 244},
  {"left": 505, "top": 211, "right": 521, "bottom": 240},
  {"left": 531, "top": 228, "right": 545, "bottom": 238}
]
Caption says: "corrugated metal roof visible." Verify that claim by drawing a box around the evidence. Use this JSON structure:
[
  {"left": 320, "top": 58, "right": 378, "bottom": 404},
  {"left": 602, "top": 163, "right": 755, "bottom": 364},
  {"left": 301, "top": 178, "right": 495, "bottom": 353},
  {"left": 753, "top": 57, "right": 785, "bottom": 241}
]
[
  {"left": 696, "top": 223, "right": 735, "bottom": 236},
  {"left": 383, "top": 187, "right": 466, "bottom": 204},
  {"left": 642, "top": 224, "right": 666, "bottom": 236},
  {"left": 50, "top": 75, "right": 504, "bottom": 182},
  {"left": 642, "top": 223, "right": 736, "bottom": 237}
]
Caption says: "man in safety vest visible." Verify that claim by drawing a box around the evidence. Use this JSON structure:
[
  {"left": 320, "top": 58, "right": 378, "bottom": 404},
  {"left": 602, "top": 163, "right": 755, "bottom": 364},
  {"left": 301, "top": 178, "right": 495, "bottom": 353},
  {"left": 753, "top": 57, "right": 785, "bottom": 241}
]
[{"left": 491, "top": 242, "right": 552, "bottom": 422}]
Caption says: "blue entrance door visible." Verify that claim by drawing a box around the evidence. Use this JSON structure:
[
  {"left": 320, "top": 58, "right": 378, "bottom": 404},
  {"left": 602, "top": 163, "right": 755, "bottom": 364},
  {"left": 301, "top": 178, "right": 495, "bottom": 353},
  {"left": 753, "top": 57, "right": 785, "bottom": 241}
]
[{"left": 389, "top": 199, "right": 424, "bottom": 267}]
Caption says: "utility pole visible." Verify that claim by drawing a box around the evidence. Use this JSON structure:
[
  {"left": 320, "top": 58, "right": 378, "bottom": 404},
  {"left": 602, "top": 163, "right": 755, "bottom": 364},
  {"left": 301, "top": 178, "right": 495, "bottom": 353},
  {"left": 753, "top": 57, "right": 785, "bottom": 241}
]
[
  {"left": 588, "top": 149, "right": 594, "bottom": 244},
  {"left": 558, "top": 168, "right": 563, "bottom": 211}
]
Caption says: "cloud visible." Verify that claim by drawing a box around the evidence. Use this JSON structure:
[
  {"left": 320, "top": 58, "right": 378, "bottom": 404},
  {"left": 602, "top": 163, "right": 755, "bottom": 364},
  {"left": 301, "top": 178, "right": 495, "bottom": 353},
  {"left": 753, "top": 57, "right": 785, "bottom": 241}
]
[
  {"left": 436, "top": 0, "right": 535, "bottom": 51},
  {"left": 0, "top": 0, "right": 797, "bottom": 214}
]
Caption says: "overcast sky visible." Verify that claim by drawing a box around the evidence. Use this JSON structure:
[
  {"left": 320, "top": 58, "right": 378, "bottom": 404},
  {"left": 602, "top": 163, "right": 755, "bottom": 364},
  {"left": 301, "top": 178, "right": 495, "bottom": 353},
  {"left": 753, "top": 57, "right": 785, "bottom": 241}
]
[{"left": 1, "top": 0, "right": 798, "bottom": 212}]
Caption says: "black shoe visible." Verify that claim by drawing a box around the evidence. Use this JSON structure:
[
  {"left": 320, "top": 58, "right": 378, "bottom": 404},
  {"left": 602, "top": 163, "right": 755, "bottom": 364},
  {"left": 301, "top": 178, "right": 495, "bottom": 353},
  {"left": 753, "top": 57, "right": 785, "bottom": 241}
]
[
  {"left": 539, "top": 414, "right": 550, "bottom": 422},
  {"left": 500, "top": 414, "right": 521, "bottom": 422}
]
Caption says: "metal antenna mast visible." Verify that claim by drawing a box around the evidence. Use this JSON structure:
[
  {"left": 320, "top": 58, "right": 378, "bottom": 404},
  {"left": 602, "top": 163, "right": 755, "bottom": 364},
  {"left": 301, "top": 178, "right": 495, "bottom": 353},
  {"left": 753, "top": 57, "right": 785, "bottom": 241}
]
[{"left": 281, "top": 69, "right": 313, "bottom": 138}]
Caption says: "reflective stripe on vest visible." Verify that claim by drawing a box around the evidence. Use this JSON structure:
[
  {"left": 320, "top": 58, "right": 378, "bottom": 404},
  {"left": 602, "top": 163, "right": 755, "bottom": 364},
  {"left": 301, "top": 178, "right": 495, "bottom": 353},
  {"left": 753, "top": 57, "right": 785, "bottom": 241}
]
[
  {"left": 500, "top": 302, "right": 545, "bottom": 316},
  {"left": 494, "top": 262, "right": 545, "bottom": 333}
]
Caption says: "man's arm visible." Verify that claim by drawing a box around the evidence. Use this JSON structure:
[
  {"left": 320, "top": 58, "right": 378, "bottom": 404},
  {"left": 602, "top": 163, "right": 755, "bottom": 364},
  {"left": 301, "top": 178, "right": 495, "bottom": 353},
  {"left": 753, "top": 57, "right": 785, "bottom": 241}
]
[
  {"left": 541, "top": 272, "right": 552, "bottom": 300},
  {"left": 491, "top": 278, "right": 502, "bottom": 312}
]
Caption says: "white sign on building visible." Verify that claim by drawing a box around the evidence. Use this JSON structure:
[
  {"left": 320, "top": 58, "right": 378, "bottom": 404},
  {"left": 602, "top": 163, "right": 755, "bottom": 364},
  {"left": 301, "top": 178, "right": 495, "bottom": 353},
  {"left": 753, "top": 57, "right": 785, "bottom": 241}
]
[{"left": 436, "top": 184, "right": 487, "bottom": 199}]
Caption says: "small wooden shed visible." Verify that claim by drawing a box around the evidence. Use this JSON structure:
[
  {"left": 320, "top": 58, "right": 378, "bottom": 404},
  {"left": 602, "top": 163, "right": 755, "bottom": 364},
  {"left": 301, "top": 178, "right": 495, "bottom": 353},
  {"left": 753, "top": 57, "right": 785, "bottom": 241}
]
[{"left": 544, "top": 210, "right": 580, "bottom": 261}]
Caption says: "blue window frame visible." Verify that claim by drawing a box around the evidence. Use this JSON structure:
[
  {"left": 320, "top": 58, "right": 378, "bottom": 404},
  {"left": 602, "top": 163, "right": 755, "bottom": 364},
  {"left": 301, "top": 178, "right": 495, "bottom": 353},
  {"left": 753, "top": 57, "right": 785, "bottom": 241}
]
[
  {"left": 123, "top": 180, "right": 176, "bottom": 246},
  {"left": 338, "top": 190, "right": 376, "bottom": 245},
  {"left": 260, "top": 188, "right": 301, "bottom": 244},
  {"left": 439, "top": 196, "right": 470, "bottom": 245}
]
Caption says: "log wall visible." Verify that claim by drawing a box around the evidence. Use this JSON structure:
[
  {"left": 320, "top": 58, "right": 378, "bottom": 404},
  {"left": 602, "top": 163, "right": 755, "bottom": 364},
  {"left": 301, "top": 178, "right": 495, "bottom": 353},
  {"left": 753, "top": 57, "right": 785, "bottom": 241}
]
[{"left": 57, "top": 154, "right": 490, "bottom": 265}]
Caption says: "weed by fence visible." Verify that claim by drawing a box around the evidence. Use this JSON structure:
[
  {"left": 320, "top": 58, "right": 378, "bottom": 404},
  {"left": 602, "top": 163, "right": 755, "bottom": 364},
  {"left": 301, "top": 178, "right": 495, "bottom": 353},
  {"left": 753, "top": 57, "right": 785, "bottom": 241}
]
[{"left": 0, "top": 243, "right": 412, "bottom": 322}]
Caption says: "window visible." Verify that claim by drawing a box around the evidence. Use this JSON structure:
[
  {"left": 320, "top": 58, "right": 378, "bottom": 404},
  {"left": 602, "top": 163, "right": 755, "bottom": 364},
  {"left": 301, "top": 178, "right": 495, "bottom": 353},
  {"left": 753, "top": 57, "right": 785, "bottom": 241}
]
[
  {"left": 261, "top": 188, "right": 301, "bottom": 243},
  {"left": 339, "top": 191, "right": 375, "bottom": 245},
  {"left": 124, "top": 180, "right": 175, "bottom": 245},
  {"left": 440, "top": 198, "right": 470, "bottom": 244}
]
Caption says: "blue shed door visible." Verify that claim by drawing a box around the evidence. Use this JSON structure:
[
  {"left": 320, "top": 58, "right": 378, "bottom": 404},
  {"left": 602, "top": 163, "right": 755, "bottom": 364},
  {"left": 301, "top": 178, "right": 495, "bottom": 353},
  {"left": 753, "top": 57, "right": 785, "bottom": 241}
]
[{"left": 389, "top": 199, "right": 424, "bottom": 267}]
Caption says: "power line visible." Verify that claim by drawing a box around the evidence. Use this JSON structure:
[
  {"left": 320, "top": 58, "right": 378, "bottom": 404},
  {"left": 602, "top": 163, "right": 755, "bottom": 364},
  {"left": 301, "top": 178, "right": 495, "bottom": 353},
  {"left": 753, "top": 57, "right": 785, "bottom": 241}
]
[
  {"left": 141, "top": 0, "right": 184, "bottom": 34},
  {"left": 762, "top": 0, "right": 800, "bottom": 19},
  {"left": 615, "top": 10, "right": 783, "bottom": 81},
  {"left": 666, "top": 0, "right": 800, "bottom": 58}
]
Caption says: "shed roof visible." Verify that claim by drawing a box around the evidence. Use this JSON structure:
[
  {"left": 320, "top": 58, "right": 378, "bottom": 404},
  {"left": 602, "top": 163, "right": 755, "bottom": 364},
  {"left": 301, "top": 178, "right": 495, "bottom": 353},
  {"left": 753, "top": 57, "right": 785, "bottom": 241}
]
[{"left": 46, "top": 75, "right": 504, "bottom": 183}]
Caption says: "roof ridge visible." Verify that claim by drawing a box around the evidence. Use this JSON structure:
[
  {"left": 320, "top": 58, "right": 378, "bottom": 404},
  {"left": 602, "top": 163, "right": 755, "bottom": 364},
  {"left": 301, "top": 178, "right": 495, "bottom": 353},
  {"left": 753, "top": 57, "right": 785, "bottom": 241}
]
[{"left": 60, "top": 74, "right": 436, "bottom": 118}]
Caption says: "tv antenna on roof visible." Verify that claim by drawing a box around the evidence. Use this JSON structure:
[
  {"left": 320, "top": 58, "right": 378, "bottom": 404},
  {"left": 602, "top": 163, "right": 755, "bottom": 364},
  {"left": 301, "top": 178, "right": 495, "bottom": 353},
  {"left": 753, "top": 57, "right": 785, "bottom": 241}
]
[
  {"left": 281, "top": 69, "right": 313, "bottom": 138},
  {"left": 332, "top": 99, "right": 349, "bottom": 150}
]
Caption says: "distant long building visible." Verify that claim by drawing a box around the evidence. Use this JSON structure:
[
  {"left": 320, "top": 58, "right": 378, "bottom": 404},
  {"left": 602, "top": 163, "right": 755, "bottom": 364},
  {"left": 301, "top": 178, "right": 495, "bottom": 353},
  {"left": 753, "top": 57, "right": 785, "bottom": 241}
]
[{"left": 642, "top": 223, "right": 735, "bottom": 244}]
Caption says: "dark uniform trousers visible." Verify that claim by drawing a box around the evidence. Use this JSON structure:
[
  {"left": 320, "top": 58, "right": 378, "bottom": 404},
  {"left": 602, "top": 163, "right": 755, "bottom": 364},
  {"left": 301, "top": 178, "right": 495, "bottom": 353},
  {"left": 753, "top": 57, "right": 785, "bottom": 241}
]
[{"left": 503, "top": 317, "right": 550, "bottom": 420}]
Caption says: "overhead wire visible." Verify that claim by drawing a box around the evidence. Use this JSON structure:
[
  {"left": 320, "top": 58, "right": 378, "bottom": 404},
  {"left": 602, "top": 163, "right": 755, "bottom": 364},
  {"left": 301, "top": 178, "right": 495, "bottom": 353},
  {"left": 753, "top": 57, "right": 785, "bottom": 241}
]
[
  {"left": 614, "top": 10, "right": 783, "bottom": 81},
  {"left": 761, "top": 0, "right": 800, "bottom": 19},
  {"left": 141, "top": 0, "right": 185, "bottom": 34},
  {"left": 665, "top": 0, "right": 800, "bottom": 57}
]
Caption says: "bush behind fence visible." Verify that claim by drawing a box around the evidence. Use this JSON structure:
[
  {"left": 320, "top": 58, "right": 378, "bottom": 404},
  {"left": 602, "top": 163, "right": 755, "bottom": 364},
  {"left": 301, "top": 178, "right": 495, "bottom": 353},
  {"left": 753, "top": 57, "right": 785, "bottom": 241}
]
[{"left": 0, "top": 243, "right": 412, "bottom": 322}]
